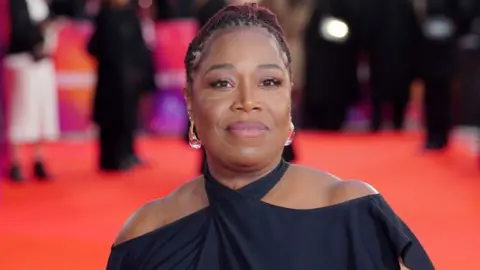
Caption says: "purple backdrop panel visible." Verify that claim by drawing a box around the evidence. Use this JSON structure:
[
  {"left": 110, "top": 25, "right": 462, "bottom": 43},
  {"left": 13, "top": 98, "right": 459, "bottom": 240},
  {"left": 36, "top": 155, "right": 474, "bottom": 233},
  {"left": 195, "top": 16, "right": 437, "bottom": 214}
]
[
  {"left": 149, "top": 88, "right": 187, "bottom": 135},
  {"left": 149, "top": 19, "right": 198, "bottom": 135}
]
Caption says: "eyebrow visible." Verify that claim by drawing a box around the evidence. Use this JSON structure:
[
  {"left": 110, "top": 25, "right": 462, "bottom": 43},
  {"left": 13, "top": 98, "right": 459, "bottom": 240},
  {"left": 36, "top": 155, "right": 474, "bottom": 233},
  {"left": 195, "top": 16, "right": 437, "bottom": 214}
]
[
  {"left": 257, "top": 64, "right": 283, "bottom": 70},
  {"left": 206, "top": 64, "right": 234, "bottom": 73},
  {"left": 205, "top": 63, "right": 283, "bottom": 73}
]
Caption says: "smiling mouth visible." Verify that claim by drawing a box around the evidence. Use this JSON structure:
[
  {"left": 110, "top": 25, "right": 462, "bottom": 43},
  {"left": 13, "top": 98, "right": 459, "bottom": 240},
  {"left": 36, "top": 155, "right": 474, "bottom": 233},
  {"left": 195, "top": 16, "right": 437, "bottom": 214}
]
[{"left": 226, "top": 121, "right": 269, "bottom": 138}]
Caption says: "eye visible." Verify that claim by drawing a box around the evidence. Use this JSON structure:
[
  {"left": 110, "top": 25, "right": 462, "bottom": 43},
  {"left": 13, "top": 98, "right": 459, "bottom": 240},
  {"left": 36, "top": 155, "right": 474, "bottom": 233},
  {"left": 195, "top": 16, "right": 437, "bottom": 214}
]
[
  {"left": 209, "top": 80, "right": 233, "bottom": 89},
  {"left": 260, "top": 78, "right": 283, "bottom": 88}
]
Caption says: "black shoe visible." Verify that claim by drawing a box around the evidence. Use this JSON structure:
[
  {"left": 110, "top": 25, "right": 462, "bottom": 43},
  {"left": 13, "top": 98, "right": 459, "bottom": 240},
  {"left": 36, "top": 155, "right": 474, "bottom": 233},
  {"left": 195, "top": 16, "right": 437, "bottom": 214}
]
[
  {"left": 9, "top": 164, "right": 24, "bottom": 182},
  {"left": 130, "top": 155, "right": 144, "bottom": 165},
  {"left": 393, "top": 121, "right": 404, "bottom": 132},
  {"left": 34, "top": 161, "right": 50, "bottom": 180},
  {"left": 100, "top": 159, "right": 133, "bottom": 172},
  {"left": 369, "top": 120, "right": 382, "bottom": 133},
  {"left": 424, "top": 137, "right": 448, "bottom": 151}
]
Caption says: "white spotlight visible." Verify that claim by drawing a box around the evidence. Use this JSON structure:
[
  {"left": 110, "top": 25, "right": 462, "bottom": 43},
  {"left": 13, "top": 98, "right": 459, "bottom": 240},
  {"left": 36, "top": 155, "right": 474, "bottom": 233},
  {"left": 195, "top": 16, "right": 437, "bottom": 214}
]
[
  {"left": 423, "top": 16, "right": 455, "bottom": 40},
  {"left": 319, "top": 17, "right": 349, "bottom": 43}
]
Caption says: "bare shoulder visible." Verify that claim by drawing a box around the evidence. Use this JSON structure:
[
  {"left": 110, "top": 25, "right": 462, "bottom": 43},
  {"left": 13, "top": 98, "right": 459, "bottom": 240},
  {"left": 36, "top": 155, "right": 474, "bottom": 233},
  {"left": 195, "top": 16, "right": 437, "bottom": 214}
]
[
  {"left": 113, "top": 197, "right": 169, "bottom": 246},
  {"left": 279, "top": 164, "right": 379, "bottom": 207},
  {"left": 330, "top": 179, "right": 379, "bottom": 205},
  {"left": 113, "top": 177, "right": 206, "bottom": 246},
  {"left": 281, "top": 164, "right": 340, "bottom": 193}
]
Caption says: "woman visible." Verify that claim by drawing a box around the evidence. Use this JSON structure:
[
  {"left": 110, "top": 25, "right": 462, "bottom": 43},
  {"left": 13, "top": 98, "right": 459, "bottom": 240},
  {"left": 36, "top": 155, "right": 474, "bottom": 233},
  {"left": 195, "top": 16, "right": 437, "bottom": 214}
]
[
  {"left": 5, "top": 0, "right": 59, "bottom": 181},
  {"left": 187, "top": 0, "right": 295, "bottom": 173},
  {"left": 107, "top": 4, "right": 433, "bottom": 269},
  {"left": 88, "top": 0, "right": 156, "bottom": 171}
]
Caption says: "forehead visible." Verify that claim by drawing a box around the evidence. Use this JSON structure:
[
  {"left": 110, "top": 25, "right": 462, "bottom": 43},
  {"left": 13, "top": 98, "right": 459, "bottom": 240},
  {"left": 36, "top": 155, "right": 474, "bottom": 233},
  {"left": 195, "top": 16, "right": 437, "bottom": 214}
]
[{"left": 200, "top": 27, "right": 286, "bottom": 69}]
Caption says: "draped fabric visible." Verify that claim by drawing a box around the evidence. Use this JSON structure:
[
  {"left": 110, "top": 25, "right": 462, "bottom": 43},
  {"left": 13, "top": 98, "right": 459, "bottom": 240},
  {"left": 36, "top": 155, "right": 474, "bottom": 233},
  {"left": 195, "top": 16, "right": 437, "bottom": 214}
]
[{"left": 107, "top": 160, "right": 434, "bottom": 270}]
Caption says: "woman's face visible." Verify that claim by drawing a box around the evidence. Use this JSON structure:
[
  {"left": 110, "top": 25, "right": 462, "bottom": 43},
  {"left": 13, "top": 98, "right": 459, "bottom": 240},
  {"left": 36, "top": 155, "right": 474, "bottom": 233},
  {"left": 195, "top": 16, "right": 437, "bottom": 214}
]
[{"left": 186, "top": 27, "right": 291, "bottom": 167}]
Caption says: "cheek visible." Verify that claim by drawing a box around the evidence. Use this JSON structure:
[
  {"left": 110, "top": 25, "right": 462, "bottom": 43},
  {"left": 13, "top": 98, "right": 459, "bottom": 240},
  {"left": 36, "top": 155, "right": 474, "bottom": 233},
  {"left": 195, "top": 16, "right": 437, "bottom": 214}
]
[
  {"left": 191, "top": 97, "right": 224, "bottom": 138},
  {"left": 268, "top": 95, "right": 291, "bottom": 124},
  {"left": 270, "top": 102, "right": 291, "bottom": 140}
]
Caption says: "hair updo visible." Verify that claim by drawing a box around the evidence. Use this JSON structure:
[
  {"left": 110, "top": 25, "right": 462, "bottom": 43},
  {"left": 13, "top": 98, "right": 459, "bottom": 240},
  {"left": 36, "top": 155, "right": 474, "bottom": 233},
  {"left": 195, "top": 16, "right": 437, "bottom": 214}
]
[{"left": 184, "top": 3, "right": 292, "bottom": 86}]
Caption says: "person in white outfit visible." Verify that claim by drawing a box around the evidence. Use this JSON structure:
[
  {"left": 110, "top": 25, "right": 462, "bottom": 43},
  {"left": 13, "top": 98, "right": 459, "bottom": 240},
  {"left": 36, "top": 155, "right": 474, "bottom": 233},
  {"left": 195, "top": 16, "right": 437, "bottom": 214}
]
[{"left": 5, "top": 0, "right": 59, "bottom": 181}]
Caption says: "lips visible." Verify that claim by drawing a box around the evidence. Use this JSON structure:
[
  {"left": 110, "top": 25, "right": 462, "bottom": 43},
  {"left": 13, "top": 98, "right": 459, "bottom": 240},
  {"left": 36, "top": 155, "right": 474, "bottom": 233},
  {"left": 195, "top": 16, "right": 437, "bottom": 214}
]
[{"left": 226, "top": 121, "right": 269, "bottom": 138}]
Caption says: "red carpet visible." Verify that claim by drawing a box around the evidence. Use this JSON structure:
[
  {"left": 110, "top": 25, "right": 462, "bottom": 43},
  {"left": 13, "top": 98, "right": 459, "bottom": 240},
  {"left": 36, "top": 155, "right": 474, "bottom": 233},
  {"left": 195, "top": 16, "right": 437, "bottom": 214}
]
[{"left": 1, "top": 132, "right": 479, "bottom": 269}]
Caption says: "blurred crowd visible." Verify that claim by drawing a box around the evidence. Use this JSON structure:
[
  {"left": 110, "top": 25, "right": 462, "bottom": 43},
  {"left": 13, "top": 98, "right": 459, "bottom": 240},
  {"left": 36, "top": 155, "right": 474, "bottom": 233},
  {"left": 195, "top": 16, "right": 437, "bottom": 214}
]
[{"left": 1, "top": 0, "right": 480, "bottom": 180}]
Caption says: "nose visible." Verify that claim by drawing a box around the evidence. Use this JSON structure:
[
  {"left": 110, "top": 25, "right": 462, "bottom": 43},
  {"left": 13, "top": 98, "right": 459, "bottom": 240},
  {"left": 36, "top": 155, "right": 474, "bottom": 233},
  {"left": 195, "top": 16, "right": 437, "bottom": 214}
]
[{"left": 231, "top": 82, "right": 261, "bottom": 112}]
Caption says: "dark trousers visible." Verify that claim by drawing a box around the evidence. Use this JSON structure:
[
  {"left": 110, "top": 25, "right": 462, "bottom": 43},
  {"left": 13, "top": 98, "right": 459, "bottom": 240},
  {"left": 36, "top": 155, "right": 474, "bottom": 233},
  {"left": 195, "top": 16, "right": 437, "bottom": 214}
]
[
  {"left": 302, "top": 104, "right": 350, "bottom": 131},
  {"left": 99, "top": 126, "right": 135, "bottom": 170},
  {"left": 366, "top": 3, "right": 415, "bottom": 131},
  {"left": 369, "top": 71, "right": 410, "bottom": 131},
  {"left": 0, "top": 60, "right": 6, "bottom": 174},
  {"left": 370, "top": 96, "right": 408, "bottom": 130},
  {"left": 423, "top": 77, "right": 452, "bottom": 142}
]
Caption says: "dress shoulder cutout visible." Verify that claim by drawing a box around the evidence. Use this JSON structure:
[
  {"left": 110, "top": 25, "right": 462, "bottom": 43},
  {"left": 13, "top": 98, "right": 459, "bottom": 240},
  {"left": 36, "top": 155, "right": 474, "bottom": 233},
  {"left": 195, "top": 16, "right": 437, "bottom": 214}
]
[
  {"left": 112, "top": 178, "right": 207, "bottom": 247},
  {"left": 330, "top": 179, "right": 379, "bottom": 205},
  {"left": 113, "top": 198, "right": 167, "bottom": 247}
]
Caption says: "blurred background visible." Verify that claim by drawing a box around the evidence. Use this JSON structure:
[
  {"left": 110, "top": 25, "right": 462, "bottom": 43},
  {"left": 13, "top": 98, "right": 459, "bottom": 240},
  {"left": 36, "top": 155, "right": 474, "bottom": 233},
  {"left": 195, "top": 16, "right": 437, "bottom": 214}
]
[{"left": 0, "top": 0, "right": 479, "bottom": 269}]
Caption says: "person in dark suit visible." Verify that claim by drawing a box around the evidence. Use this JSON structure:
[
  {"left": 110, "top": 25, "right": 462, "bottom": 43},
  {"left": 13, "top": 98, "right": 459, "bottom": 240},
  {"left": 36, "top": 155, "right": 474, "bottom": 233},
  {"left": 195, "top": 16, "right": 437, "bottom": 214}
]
[
  {"left": 88, "top": 0, "right": 156, "bottom": 171},
  {"left": 303, "top": 0, "right": 419, "bottom": 132},
  {"left": 0, "top": 0, "right": 7, "bottom": 179},
  {"left": 154, "top": 0, "right": 195, "bottom": 20},
  {"left": 0, "top": 71, "right": 4, "bottom": 181},
  {"left": 415, "top": 0, "right": 462, "bottom": 150},
  {"left": 0, "top": 80, "right": 5, "bottom": 181},
  {"left": 367, "top": 0, "right": 419, "bottom": 132},
  {"left": 154, "top": 0, "right": 173, "bottom": 20},
  {"left": 302, "top": 0, "right": 358, "bottom": 131},
  {"left": 49, "top": 0, "right": 87, "bottom": 19}
]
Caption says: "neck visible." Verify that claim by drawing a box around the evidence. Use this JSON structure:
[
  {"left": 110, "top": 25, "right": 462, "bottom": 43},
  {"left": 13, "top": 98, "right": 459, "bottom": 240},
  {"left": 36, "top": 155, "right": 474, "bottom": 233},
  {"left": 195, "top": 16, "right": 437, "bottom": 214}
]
[{"left": 205, "top": 154, "right": 283, "bottom": 190}]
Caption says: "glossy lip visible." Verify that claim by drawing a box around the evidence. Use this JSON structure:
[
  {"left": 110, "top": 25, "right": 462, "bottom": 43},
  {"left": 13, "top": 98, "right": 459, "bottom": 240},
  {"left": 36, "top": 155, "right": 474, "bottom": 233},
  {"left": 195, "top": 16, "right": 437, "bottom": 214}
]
[{"left": 226, "top": 121, "right": 269, "bottom": 138}]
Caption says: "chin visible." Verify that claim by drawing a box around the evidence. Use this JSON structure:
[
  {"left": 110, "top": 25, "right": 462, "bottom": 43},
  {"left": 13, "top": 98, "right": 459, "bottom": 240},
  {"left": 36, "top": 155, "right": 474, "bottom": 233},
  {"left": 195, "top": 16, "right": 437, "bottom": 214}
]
[{"left": 224, "top": 146, "right": 271, "bottom": 168}]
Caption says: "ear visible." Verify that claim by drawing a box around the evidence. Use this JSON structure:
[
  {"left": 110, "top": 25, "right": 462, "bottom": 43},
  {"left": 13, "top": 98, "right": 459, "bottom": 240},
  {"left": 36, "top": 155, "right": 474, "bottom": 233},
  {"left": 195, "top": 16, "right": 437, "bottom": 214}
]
[{"left": 183, "top": 87, "right": 193, "bottom": 118}]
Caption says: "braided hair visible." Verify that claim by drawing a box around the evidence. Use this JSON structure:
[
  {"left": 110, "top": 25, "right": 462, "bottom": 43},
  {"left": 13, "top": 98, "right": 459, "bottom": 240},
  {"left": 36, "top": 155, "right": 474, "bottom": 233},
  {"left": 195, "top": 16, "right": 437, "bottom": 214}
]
[{"left": 184, "top": 3, "right": 292, "bottom": 87}]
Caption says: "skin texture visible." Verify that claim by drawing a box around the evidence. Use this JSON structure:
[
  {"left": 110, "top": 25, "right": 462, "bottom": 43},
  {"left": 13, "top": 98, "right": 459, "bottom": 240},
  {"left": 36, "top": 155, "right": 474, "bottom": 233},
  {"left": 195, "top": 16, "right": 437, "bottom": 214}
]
[{"left": 185, "top": 27, "right": 291, "bottom": 187}]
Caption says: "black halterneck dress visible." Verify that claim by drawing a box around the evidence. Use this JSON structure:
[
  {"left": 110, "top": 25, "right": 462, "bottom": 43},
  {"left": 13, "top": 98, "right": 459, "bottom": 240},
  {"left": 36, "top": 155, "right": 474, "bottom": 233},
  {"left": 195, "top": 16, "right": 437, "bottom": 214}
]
[{"left": 107, "top": 160, "right": 434, "bottom": 269}]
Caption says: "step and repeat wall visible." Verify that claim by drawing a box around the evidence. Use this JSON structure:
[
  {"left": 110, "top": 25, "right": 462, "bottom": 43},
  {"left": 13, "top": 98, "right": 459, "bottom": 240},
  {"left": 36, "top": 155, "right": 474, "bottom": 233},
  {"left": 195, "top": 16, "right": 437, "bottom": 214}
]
[
  {"left": 52, "top": 20, "right": 428, "bottom": 136},
  {"left": 54, "top": 20, "right": 197, "bottom": 135}
]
